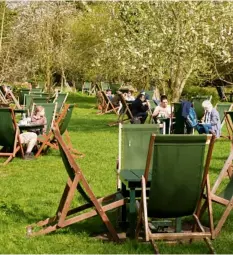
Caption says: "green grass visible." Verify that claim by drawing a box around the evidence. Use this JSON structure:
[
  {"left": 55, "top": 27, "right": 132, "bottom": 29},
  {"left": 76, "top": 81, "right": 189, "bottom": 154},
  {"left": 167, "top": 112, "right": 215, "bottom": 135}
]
[{"left": 0, "top": 92, "right": 232, "bottom": 254}]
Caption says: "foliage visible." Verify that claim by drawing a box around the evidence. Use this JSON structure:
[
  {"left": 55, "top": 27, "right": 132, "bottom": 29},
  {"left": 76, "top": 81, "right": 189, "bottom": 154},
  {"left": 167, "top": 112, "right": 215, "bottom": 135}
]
[
  {"left": 1, "top": 2, "right": 233, "bottom": 100},
  {"left": 181, "top": 85, "right": 219, "bottom": 105}
]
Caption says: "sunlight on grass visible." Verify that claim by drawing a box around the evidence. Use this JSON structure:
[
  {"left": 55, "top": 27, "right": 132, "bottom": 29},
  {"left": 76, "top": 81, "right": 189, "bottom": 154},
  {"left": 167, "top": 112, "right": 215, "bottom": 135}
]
[{"left": 0, "top": 92, "right": 232, "bottom": 253}]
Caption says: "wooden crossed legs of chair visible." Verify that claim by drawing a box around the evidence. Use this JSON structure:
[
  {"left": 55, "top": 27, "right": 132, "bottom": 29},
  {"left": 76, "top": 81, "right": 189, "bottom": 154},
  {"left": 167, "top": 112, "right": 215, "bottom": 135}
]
[
  {"left": 135, "top": 176, "right": 215, "bottom": 254},
  {"left": 26, "top": 174, "right": 126, "bottom": 241},
  {"left": 200, "top": 148, "right": 233, "bottom": 238}
]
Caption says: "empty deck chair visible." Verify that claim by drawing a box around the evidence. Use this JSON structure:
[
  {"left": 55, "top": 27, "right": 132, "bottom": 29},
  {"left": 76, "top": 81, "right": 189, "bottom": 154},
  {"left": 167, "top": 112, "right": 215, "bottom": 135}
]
[
  {"left": 26, "top": 126, "right": 126, "bottom": 241},
  {"left": 118, "top": 123, "right": 161, "bottom": 189},
  {"left": 100, "top": 81, "right": 110, "bottom": 91},
  {"left": 135, "top": 134, "right": 215, "bottom": 254},
  {"left": 82, "top": 81, "right": 92, "bottom": 95},
  {"left": 35, "top": 104, "right": 84, "bottom": 158},
  {"left": 192, "top": 96, "right": 212, "bottom": 121},
  {"left": 200, "top": 147, "right": 233, "bottom": 238},
  {"left": 215, "top": 103, "right": 233, "bottom": 130},
  {"left": 0, "top": 108, "right": 24, "bottom": 165}
]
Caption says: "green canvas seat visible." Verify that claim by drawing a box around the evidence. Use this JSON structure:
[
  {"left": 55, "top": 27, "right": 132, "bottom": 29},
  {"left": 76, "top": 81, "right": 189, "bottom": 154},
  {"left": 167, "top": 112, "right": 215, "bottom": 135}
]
[
  {"left": 0, "top": 108, "right": 24, "bottom": 165},
  {"left": 192, "top": 96, "right": 212, "bottom": 120},
  {"left": 201, "top": 147, "right": 233, "bottom": 238},
  {"left": 172, "top": 102, "right": 185, "bottom": 134},
  {"left": 27, "top": 126, "right": 126, "bottom": 241},
  {"left": 31, "top": 88, "right": 43, "bottom": 93},
  {"left": 53, "top": 92, "right": 68, "bottom": 113},
  {"left": 135, "top": 134, "right": 215, "bottom": 253},
  {"left": 19, "top": 89, "right": 30, "bottom": 105},
  {"left": 118, "top": 123, "right": 160, "bottom": 189},
  {"left": 82, "top": 81, "right": 92, "bottom": 95},
  {"left": 100, "top": 81, "right": 110, "bottom": 91},
  {"left": 215, "top": 103, "right": 233, "bottom": 129},
  {"left": 32, "top": 97, "right": 48, "bottom": 105},
  {"left": 35, "top": 104, "right": 84, "bottom": 158},
  {"left": 224, "top": 111, "right": 233, "bottom": 140}
]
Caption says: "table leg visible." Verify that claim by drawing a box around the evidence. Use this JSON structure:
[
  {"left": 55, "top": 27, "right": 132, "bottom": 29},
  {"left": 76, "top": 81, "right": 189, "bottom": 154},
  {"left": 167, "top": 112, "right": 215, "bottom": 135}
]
[
  {"left": 120, "top": 183, "right": 127, "bottom": 225},
  {"left": 129, "top": 188, "right": 136, "bottom": 238}
]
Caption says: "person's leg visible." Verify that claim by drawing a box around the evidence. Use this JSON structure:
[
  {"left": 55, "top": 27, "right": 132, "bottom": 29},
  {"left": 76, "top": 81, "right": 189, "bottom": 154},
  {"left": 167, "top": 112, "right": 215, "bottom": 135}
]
[
  {"left": 25, "top": 132, "right": 37, "bottom": 154},
  {"left": 19, "top": 132, "right": 37, "bottom": 158},
  {"left": 136, "top": 112, "right": 148, "bottom": 124}
]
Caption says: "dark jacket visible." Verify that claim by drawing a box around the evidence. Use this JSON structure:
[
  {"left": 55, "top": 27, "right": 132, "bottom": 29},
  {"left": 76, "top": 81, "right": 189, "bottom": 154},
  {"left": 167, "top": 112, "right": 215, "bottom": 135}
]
[{"left": 131, "top": 98, "right": 148, "bottom": 116}]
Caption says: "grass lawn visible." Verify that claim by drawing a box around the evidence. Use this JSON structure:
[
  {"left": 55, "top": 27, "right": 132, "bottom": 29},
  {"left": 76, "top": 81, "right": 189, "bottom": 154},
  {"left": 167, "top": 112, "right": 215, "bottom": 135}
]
[{"left": 0, "top": 92, "right": 232, "bottom": 254}]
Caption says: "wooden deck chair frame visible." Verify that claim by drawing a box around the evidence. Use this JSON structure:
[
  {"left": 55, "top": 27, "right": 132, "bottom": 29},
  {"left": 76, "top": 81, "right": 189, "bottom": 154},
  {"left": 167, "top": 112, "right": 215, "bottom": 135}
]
[
  {"left": 200, "top": 147, "right": 233, "bottom": 238},
  {"left": 35, "top": 104, "right": 84, "bottom": 158},
  {"left": 224, "top": 111, "right": 233, "bottom": 140},
  {"left": 7, "top": 90, "right": 21, "bottom": 109},
  {"left": 100, "top": 91, "right": 119, "bottom": 115},
  {"left": 0, "top": 90, "right": 9, "bottom": 104},
  {"left": 108, "top": 92, "right": 133, "bottom": 126},
  {"left": 0, "top": 108, "right": 24, "bottom": 165},
  {"left": 27, "top": 126, "right": 126, "bottom": 241},
  {"left": 135, "top": 134, "right": 215, "bottom": 254}
]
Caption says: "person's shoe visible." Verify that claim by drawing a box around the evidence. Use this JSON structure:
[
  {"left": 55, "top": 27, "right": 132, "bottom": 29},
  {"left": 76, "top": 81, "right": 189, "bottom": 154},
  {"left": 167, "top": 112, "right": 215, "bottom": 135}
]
[{"left": 24, "top": 153, "right": 36, "bottom": 160}]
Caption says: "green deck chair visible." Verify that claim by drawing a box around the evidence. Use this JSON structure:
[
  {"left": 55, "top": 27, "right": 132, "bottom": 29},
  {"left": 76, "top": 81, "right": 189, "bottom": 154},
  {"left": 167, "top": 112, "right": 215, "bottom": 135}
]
[
  {"left": 19, "top": 89, "right": 30, "bottom": 105},
  {"left": 35, "top": 104, "right": 84, "bottom": 158},
  {"left": 201, "top": 147, "right": 233, "bottom": 238},
  {"left": 100, "top": 81, "right": 110, "bottom": 91},
  {"left": 172, "top": 102, "right": 185, "bottom": 134},
  {"left": 215, "top": 103, "right": 233, "bottom": 129},
  {"left": 31, "top": 102, "right": 57, "bottom": 156},
  {"left": 118, "top": 123, "right": 160, "bottom": 189},
  {"left": 0, "top": 108, "right": 24, "bottom": 165},
  {"left": 53, "top": 92, "right": 68, "bottom": 113},
  {"left": 192, "top": 96, "right": 212, "bottom": 121},
  {"left": 82, "top": 81, "right": 92, "bottom": 95},
  {"left": 135, "top": 134, "right": 215, "bottom": 253},
  {"left": 27, "top": 126, "right": 126, "bottom": 241}
]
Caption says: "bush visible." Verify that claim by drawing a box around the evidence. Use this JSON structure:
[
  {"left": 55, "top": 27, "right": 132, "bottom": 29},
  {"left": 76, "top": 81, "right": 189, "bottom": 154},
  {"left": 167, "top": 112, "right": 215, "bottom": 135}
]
[{"left": 181, "top": 85, "right": 219, "bottom": 105}]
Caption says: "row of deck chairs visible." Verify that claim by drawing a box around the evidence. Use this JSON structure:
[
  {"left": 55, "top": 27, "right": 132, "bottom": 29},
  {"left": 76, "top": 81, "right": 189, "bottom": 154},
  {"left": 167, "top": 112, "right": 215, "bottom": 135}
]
[
  {"left": 0, "top": 88, "right": 84, "bottom": 164},
  {"left": 82, "top": 81, "right": 122, "bottom": 96},
  {"left": 25, "top": 123, "right": 233, "bottom": 253}
]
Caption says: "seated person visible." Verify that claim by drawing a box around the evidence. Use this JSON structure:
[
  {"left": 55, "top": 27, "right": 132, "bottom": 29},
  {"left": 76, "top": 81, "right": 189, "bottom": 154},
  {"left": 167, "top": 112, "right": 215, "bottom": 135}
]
[
  {"left": 152, "top": 95, "right": 171, "bottom": 133},
  {"left": 31, "top": 106, "right": 47, "bottom": 135},
  {"left": 131, "top": 92, "right": 148, "bottom": 124},
  {"left": 19, "top": 131, "right": 38, "bottom": 160},
  {"left": 125, "top": 91, "right": 135, "bottom": 101},
  {"left": 19, "top": 106, "right": 47, "bottom": 160},
  {"left": 196, "top": 100, "right": 221, "bottom": 138},
  {"left": 106, "top": 89, "right": 114, "bottom": 101}
]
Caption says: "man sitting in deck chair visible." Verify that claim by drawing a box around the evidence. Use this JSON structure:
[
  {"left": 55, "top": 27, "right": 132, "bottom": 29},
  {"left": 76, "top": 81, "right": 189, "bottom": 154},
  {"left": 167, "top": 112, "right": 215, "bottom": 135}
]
[{"left": 135, "top": 134, "right": 216, "bottom": 254}]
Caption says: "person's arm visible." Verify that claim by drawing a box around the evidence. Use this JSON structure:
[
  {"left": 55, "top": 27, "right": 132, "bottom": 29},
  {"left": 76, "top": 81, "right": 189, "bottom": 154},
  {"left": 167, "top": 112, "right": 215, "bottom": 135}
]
[
  {"left": 210, "top": 110, "right": 220, "bottom": 126},
  {"left": 31, "top": 115, "right": 44, "bottom": 125},
  {"left": 152, "top": 106, "right": 160, "bottom": 117}
]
